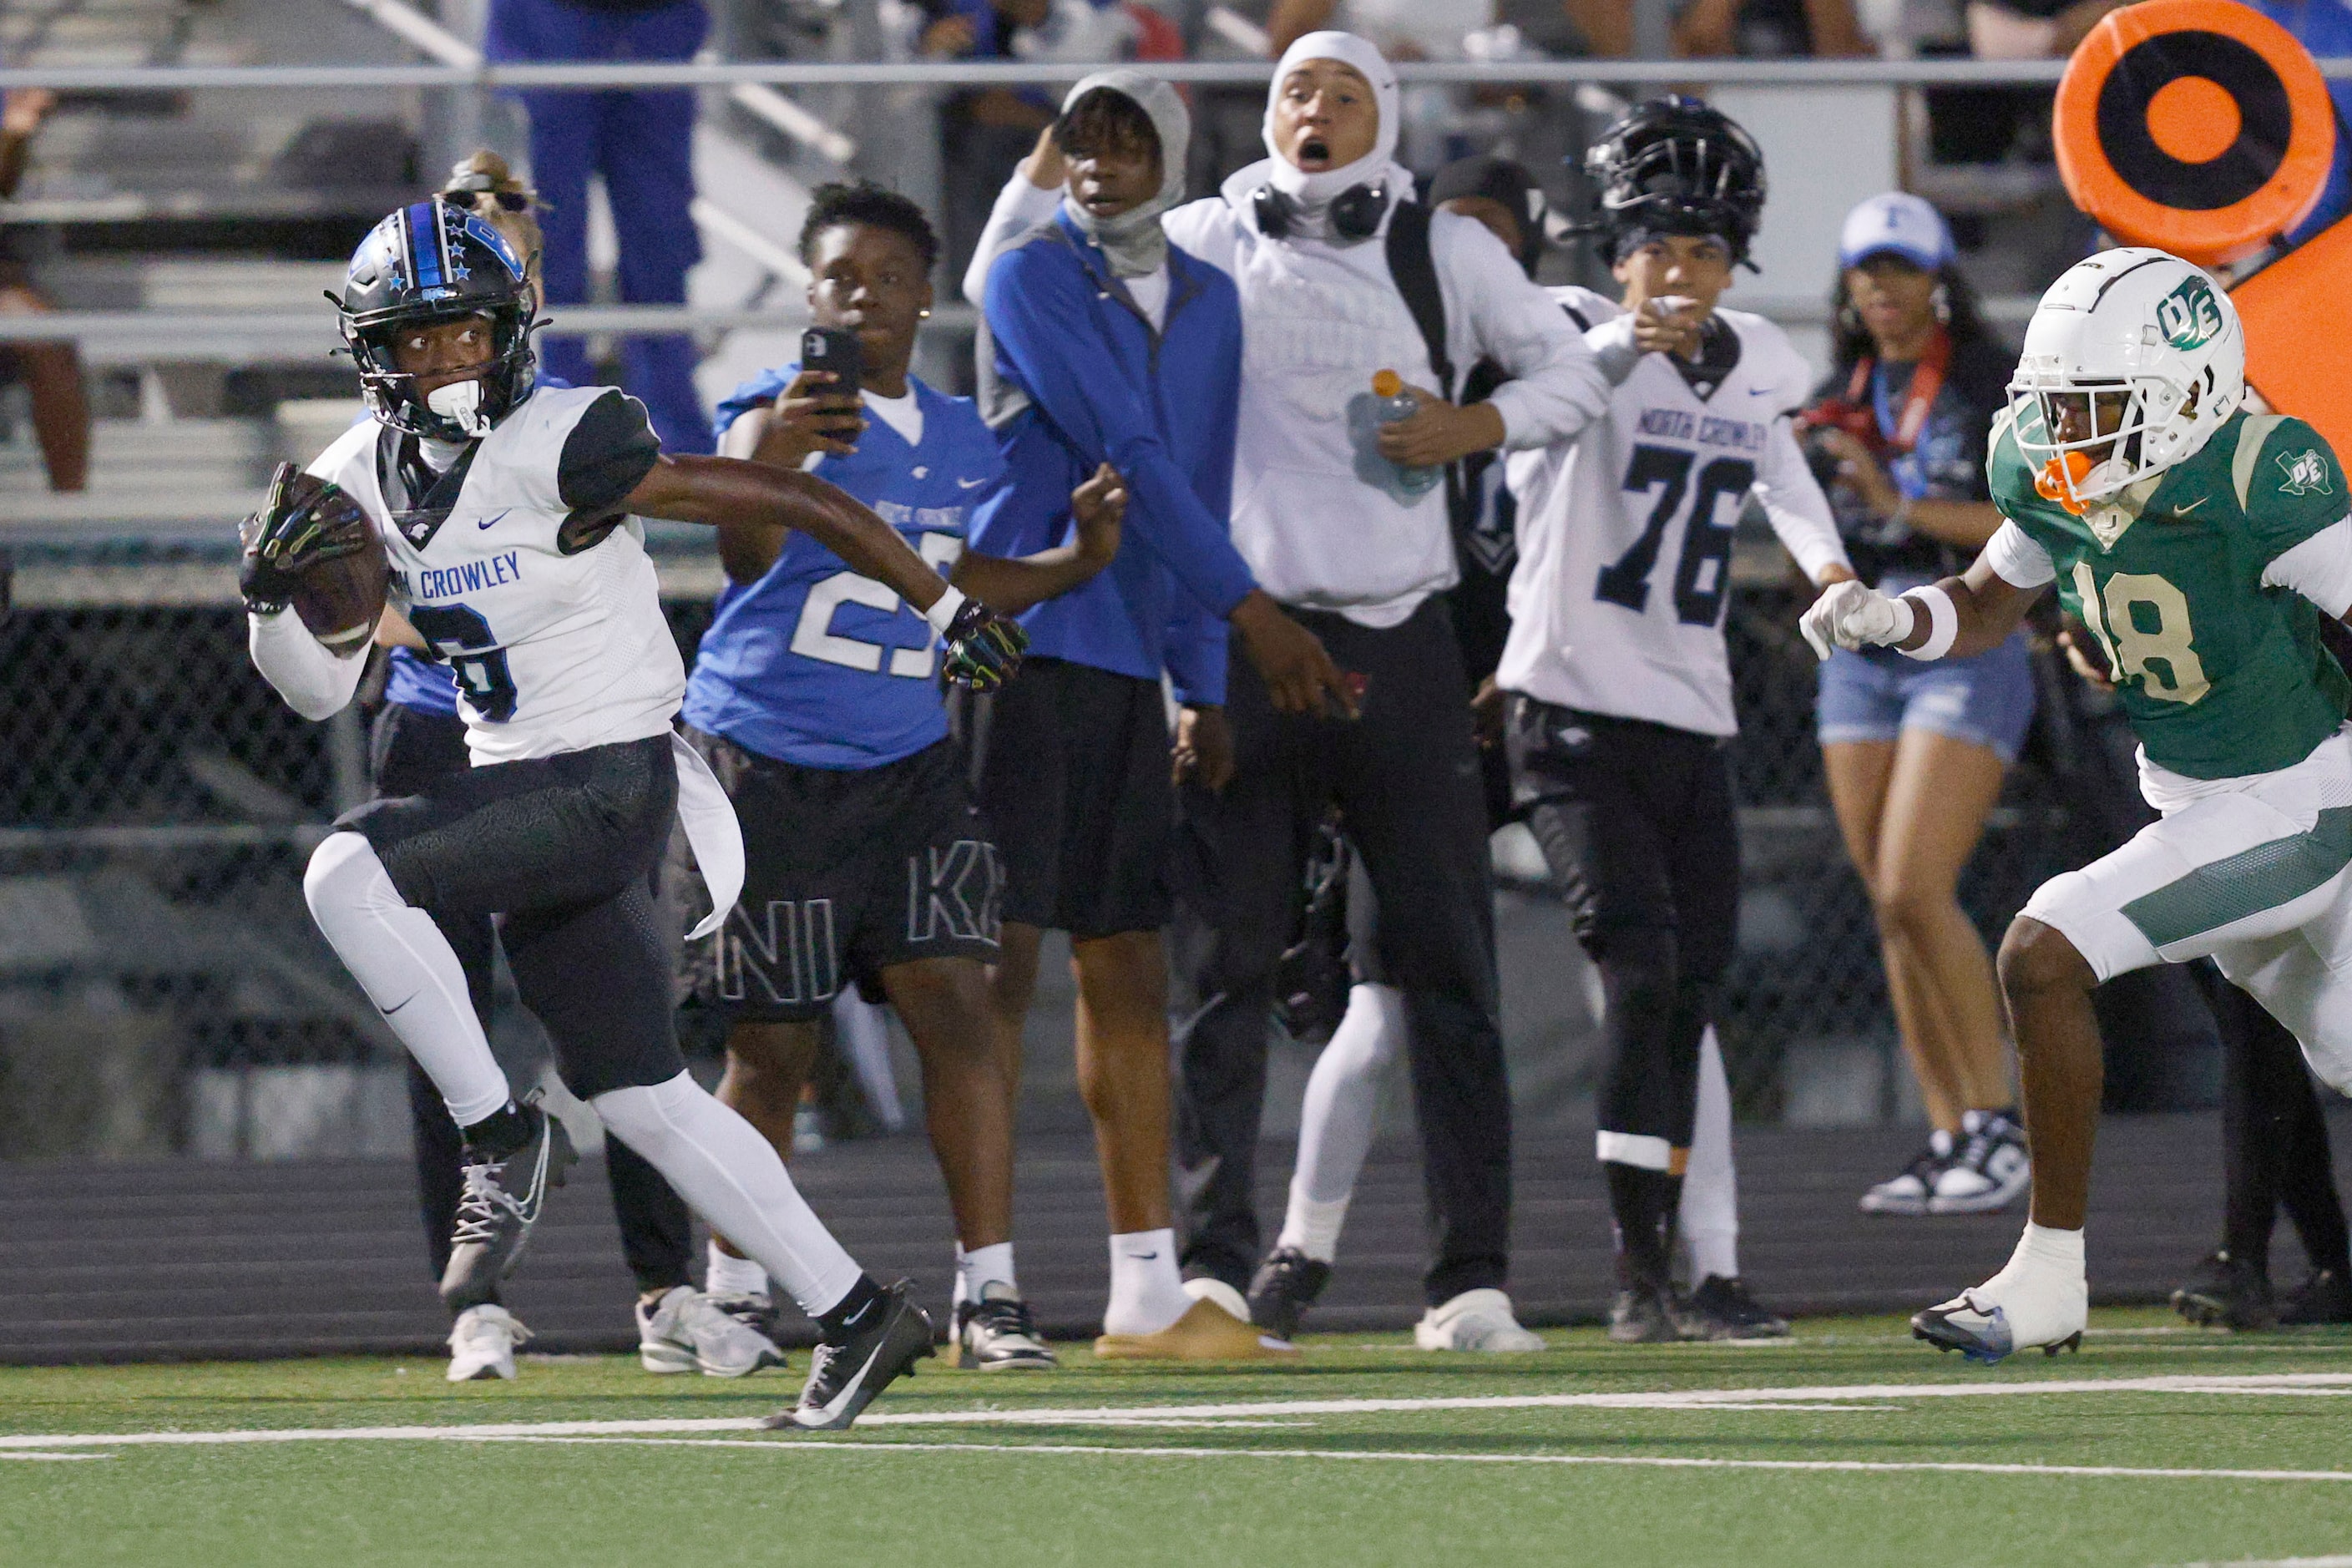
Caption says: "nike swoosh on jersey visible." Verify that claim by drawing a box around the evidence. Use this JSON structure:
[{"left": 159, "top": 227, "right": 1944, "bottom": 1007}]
[
  {"left": 475, "top": 508, "right": 513, "bottom": 531},
  {"left": 956, "top": 477, "right": 988, "bottom": 489},
  {"left": 2174, "top": 496, "right": 2210, "bottom": 513}
]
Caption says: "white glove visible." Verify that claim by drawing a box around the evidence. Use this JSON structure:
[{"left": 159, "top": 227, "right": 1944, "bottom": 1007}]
[{"left": 1800, "top": 579, "right": 1914, "bottom": 661}]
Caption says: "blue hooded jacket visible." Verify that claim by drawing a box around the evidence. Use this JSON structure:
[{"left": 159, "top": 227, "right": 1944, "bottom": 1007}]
[{"left": 973, "top": 209, "right": 1252, "bottom": 704}]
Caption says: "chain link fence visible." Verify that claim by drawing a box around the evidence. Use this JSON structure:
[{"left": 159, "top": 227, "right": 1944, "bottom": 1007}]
[{"left": 4, "top": 521, "right": 2147, "bottom": 1163}]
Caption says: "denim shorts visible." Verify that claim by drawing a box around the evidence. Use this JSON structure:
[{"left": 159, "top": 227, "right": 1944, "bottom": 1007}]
[{"left": 1816, "top": 628, "right": 2036, "bottom": 764}]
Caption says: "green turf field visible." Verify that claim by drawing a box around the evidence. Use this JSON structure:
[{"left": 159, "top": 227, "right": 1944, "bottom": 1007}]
[{"left": 9, "top": 1309, "right": 2352, "bottom": 1567}]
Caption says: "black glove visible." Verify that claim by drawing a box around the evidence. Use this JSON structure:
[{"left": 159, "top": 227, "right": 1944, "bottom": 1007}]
[
  {"left": 239, "top": 463, "right": 372, "bottom": 615},
  {"left": 939, "top": 598, "right": 1027, "bottom": 692}
]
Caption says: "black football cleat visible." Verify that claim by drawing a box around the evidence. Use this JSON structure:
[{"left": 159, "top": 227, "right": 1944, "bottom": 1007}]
[
  {"left": 1683, "top": 1275, "right": 1790, "bottom": 1340},
  {"left": 439, "top": 1099, "right": 575, "bottom": 1313},
  {"left": 2170, "top": 1250, "right": 2277, "bottom": 1331},
  {"left": 1607, "top": 1277, "right": 1690, "bottom": 1344},
  {"left": 2278, "top": 1267, "right": 2352, "bottom": 1326},
  {"left": 1247, "top": 1247, "right": 1333, "bottom": 1344},
  {"left": 766, "top": 1280, "right": 935, "bottom": 1432}
]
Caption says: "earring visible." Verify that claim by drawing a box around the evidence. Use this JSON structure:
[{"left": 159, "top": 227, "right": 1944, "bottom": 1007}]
[
  {"left": 918, "top": 308, "right": 932, "bottom": 319},
  {"left": 1931, "top": 285, "right": 1950, "bottom": 324}
]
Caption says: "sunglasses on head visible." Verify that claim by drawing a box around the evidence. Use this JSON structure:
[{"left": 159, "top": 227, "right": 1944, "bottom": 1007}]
[{"left": 443, "top": 185, "right": 533, "bottom": 213}]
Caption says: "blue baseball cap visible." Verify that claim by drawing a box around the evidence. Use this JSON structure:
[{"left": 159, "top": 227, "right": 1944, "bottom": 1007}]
[{"left": 1839, "top": 191, "right": 1954, "bottom": 271}]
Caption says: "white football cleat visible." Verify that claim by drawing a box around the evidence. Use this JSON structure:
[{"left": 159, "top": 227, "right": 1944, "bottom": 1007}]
[
  {"left": 1913, "top": 1267, "right": 2086, "bottom": 1363},
  {"left": 1414, "top": 1288, "right": 1547, "bottom": 1352},
  {"left": 638, "top": 1285, "right": 787, "bottom": 1378},
  {"left": 447, "top": 1302, "right": 529, "bottom": 1383}
]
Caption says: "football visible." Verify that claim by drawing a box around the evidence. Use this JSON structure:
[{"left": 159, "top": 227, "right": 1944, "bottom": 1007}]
[
  {"left": 291, "top": 524, "right": 390, "bottom": 653},
  {"left": 259, "top": 466, "right": 389, "bottom": 652}
]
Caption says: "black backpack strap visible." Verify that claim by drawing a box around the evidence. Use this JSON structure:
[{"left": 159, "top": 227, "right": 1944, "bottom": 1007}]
[
  {"left": 1383, "top": 200, "right": 1454, "bottom": 398},
  {"left": 1388, "top": 200, "right": 1477, "bottom": 533}
]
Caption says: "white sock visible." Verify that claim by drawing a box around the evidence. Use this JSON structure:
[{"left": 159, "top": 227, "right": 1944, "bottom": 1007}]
[
  {"left": 1680, "top": 1024, "right": 1740, "bottom": 1282},
  {"left": 1281, "top": 982, "right": 1406, "bottom": 1260},
  {"left": 959, "top": 1241, "right": 1017, "bottom": 1302},
  {"left": 705, "top": 1242, "right": 768, "bottom": 1298},
  {"left": 1103, "top": 1228, "right": 1190, "bottom": 1337},
  {"left": 1960, "top": 1222, "right": 2088, "bottom": 1348},
  {"left": 302, "top": 832, "right": 508, "bottom": 1126},
  {"left": 594, "top": 1072, "right": 862, "bottom": 1321},
  {"left": 1277, "top": 1194, "right": 1352, "bottom": 1264},
  {"left": 1998, "top": 1221, "right": 2086, "bottom": 1282}
]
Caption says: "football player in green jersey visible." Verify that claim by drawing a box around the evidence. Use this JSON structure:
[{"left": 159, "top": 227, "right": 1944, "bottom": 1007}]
[{"left": 1803, "top": 247, "right": 2352, "bottom": 1362}]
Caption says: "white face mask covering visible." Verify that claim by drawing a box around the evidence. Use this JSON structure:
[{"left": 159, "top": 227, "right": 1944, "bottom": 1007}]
[
  {"left": 426, "top": 377, "right": 494, "bottom": 438},
  {"left": 1262, "top": 30, "right": 1401, "bottom": 208}
]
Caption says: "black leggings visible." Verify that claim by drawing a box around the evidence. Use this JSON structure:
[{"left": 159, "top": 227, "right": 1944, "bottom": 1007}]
[
  {"left": 1506, "top": 700, "right": 1739, "bottom": 1158},
  {"left": 367, "top": 704, "right": 692, "bottom": 1296},
  {"left": 2200, "top": 963, "right": 2351, "bottom": 1279}
]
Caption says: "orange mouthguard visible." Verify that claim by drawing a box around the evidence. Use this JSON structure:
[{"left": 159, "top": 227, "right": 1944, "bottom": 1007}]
[{"left": 2035, "top": 452, "right": 2095, "bottom": 515}]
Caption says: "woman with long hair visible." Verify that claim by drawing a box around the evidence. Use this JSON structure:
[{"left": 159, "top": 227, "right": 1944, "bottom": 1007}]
[{"left": 1804, "top": 193, "right": 2031, "bottom": 1216}]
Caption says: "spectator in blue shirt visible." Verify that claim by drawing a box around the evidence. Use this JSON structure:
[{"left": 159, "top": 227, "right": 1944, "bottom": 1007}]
[{"left": 685, "top": 180, "right": 1128, "bottom": 1368}]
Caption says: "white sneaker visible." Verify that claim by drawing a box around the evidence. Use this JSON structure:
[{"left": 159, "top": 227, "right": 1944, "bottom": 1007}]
[
  {"left": 1911, "top": 1265, "right": 2086, "bottom": 1363},
  {"left": 1929, "top": 1110, "right": 2031, "bottom": 1214},
  {"left": 447, "top": 1303, "right": 529, "bottom": 1383},
  {"left": 1414, "top": 1288, "right": 1547, "bottom": 1352},
  {"left": 638, "top": 1285, "right": 787, "bottom": 1378},
  {"left": 1859, "top": 1129, "right": 1955, "bottom": 1215}
]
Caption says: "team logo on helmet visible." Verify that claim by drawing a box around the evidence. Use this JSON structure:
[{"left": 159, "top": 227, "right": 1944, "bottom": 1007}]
[
  {"left": 2156, "top": 276, "right": 2223, "bottom": 351},
  {"left": 2278, "top": 448, "right": 2333, "bottom": 497}
]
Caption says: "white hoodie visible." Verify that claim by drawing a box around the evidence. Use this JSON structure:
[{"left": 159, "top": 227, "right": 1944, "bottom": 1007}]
[{"left": 1156, "top": 32, "right": 1611, "bottom": 627}]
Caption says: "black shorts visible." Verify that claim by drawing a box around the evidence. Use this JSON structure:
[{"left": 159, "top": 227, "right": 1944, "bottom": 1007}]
[
  {"left": 685, "top": 729, "right": 1000, "bottom": 1024},
  {"left": 336, "top": 731, "right": 685, "bottom": 1100},
  {"left": 975, "top": 655, "right": 1173, "bottom": 938}
]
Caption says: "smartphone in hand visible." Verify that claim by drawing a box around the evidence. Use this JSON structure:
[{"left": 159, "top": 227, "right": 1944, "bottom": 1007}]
[{"left": 802, "top": 326, "right": 864, "bottom": 397}]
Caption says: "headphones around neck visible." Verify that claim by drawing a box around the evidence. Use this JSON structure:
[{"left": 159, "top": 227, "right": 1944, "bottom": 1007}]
[{"left": 1253, "top": 179, "right": 1388, "bottom": 242}]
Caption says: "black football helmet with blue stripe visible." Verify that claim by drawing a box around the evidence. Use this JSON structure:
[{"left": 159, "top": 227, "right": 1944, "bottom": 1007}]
[{"left": 336, "top": 199, "right": 538, "bottom": 443}]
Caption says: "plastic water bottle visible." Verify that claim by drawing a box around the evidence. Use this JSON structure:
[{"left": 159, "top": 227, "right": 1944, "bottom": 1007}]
[{"left": 1350, "top": 368, "right": 1445, "bottom": 503}]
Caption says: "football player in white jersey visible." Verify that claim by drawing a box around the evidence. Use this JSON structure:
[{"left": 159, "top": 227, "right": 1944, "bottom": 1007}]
[
  {"left": 242, "top": 199, "right": 1024, "bottom": 1429},
  {"left": 1498, "top": 99, "right": 1854, "bottom": 1341}
]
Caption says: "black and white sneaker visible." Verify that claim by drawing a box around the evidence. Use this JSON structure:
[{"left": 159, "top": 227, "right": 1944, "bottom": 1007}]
[
  {"left": 709, "top": 1290, "right": 787, "bottom": 1343},
  {"left": 2278, "top": 1267, "right": 2352, "bottom": 1326},
  {"left": 1683, "top": 1275, "right": 1790, "bottom": 1340},
  {"left": 1859, "top": 1130, "right": 1954, "bottom": 1216},
  {"left": 439, "top": 1099, "right": 575, "bottom": 1313},
  {"left": 1607, "top": 1277, "right": 1689, "bottom": 1344},
  {"left": 2171, "top": 1250, "right": 2276, "bottom": 1331},
  {"left": 764, "top": 1280, "right": 935, "bottom": 1432},
  {"left": 955, "top": 1282, "right": 1057, "bottom": 1370},
  {"left": 1929, "top": 1110, "right": 2031, "bottom": 1214},
  {"left": 1247, "top": 1247, "right": 1333, "bottom": 1344}
]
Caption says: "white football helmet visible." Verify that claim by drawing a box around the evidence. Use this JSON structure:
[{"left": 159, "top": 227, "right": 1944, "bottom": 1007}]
[{"left": 2008, "top": 247, "right": 2245, "bottom": 508}]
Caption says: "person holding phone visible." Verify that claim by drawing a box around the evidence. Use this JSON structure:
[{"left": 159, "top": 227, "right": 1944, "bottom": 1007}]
[{"left": 684, "top": 180, "right": 1127, "bottom": 1370}]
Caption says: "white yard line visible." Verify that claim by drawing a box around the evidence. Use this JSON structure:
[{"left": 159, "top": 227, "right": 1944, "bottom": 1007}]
[
  {"left": 427, "top": 1434, "right": 2352, "bottom": 1484},
  {"left": 8, "top": 1371, "right": 2352, "bottom": 1453}
]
